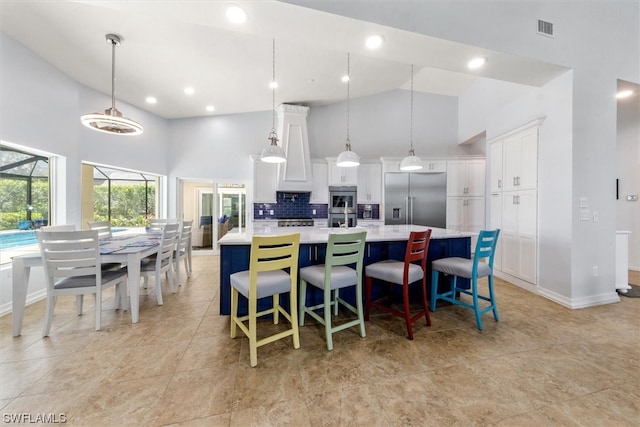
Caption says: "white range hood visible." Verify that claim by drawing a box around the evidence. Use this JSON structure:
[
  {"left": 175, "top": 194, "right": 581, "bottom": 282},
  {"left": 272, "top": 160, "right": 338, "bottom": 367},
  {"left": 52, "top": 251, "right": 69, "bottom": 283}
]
[{"left": 276, "top": 104, "right": 313, "bottom": 192}]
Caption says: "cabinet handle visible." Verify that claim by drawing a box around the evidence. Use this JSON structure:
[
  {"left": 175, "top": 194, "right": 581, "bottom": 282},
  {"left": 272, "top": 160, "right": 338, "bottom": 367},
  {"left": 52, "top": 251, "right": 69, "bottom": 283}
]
[
  {"left": 367, "top": 244, "right": 370, "bottom": 258},
  {"left": 517, "top": 176, "right": 521, "bottom": 186},
  {"left": 498, "top": 179, "right": 502, "bottom": 188},
  {"left": 517, "top": 195, "right": 521, "bottom": 204},
  {"left": 308, "top": 247, "right": 312, "bottom": 261},
  {"left": 513, "top": 177, "right": 517, "bottom": 186},
  {"left": 513, "top": 195, "right": 517, "bottom": 204},
  {"left": 314, "top": 246, "right": 318, "bottom": 260}
]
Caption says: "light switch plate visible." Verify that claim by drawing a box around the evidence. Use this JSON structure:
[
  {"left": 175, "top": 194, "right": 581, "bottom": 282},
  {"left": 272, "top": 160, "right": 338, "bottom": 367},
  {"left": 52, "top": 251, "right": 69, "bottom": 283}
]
[
  {"left": 580, "top": 209, "right": 590, "bottom": 221},
  {"left": 579, "top": 197, "right": 588, "bottom": 208}
]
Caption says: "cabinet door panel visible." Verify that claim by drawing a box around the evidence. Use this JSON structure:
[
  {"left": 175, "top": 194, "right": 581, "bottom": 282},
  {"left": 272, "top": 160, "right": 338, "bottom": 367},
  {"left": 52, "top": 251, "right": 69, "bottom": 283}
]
[
  {"left": 501, "top": 232, "right": 518, "bottom": 276},
  {"left": 489, "top": 193, "right": 503, "bottom": 270},
  {"left": 518, "top": 235, "right": 537, "bottom": 283},
  {"left": 466, "top": 197, "right": 485, "bottom": 231},
  {"left": 446, "top": 197, "right": 465, "bottom": 230},
  {"left": 446, "top": 161, "right": 466, "bottom": 196},
  {"left": 503, "top": 135, "right": 521, "bottom": 192},
  {"left": 253, "top": 159, "right": 277, "bottom": 203},
  {"left": 466, "top": 160, "right": 486, "bottom": 196},
  {"left": 310, "top": 163, "right": 328, "bottom": 203},
  {"left": 519, "top": 127, "right": 538, "bottom": 190},
  {"left": 517, "top": 190, "right": 537, "bottom": 237},
  {"left": 489, "top": 142, "right": 503, "bottom": 192},
  {"left": 501, "top": 193, "right": 518, "bottom": 234}
]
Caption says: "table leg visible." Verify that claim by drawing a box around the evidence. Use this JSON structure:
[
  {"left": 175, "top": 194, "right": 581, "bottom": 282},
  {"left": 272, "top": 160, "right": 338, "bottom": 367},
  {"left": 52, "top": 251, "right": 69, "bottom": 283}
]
[
  {"left": 127, "top": 253, "right": 141, "bottom": 323},
  {"left": 12, "top": 259, "right": 30, "bottom": 337}
]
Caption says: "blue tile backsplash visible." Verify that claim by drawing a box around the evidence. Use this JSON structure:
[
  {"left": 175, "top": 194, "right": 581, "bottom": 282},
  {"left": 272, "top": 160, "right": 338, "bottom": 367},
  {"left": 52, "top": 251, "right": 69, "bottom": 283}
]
[{"left": 253, "top": 192, "right": 378, "bottom": 220}]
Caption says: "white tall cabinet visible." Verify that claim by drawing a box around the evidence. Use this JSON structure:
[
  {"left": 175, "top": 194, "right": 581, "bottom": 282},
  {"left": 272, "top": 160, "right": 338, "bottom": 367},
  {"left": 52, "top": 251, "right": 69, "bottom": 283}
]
[
  {"left": 251, "top": 155, "right": 277, "bottom": 203},
  {"left": 446, "top": 159, "right": 486, "bottom": 248},
  {"left": 489, "top": 123, "right": 539, "bottom": 286},
  {"left": 310, "top": 161, "right": 329, "bottom": 203},
  {"left": 357, "top": 162, "right": 382, "bottom": 203}
]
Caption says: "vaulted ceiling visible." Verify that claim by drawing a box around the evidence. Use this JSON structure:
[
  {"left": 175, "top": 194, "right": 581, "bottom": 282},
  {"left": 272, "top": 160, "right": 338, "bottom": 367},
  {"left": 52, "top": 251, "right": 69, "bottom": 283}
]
[{"left": 0, "top": 1, "right": 569, "bottom": 119}]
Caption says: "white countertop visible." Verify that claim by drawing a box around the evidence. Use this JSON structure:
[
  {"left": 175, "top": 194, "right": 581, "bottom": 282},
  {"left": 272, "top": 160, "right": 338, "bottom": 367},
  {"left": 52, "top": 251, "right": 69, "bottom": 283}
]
[{"left": 219, "top": 224, "right": 474, "bottom": 245}]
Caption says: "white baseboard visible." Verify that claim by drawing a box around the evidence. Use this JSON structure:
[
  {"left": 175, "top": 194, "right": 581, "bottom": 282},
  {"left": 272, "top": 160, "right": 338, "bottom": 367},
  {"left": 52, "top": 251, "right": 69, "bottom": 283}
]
[
  {"left": 538, "top": 287, "right": 620, "bottom": 309},
  {"left": 494, "top": 270, "right": 621, "bottom": 309}
]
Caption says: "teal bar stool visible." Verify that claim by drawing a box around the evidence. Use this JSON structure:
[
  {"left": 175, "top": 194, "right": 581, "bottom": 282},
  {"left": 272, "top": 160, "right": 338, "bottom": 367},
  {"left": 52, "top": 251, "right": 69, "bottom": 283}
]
[
  {"left": 430, "top": 229, "right": 500, "bottom": 330},
  {"left": 299, "top": 231, "right": 367, "bottom": 351}
]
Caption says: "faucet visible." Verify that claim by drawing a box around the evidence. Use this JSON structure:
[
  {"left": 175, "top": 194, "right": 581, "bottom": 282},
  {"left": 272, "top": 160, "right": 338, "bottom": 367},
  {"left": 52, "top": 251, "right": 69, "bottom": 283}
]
[{"left": 341, "top": 201, "right": 349, "bottom": 228}]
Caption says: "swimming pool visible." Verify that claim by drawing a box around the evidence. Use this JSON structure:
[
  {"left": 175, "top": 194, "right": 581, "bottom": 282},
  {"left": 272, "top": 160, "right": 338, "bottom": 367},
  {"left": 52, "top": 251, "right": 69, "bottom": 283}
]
[
  {"left": 0, "top": 231, "right": 38, "bottom": 250},
  {"left": 0, "top": 228, "right": 126, "bottom": 250}
]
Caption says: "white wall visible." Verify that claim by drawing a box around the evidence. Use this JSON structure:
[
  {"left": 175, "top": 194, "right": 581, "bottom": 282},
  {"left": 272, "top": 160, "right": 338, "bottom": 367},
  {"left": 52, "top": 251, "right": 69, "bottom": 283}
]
[
  {"left": 295, "top": 0, "right": 639, "bottom": 305},
  {"left": 307, "top": 89, "right": 480, "bottom": 158},
  {"left": 0, "top": 32, "right": 170, "bottom": 312},
  {"left": 1, "top": 33, "right": 171, "bottom": 226}
]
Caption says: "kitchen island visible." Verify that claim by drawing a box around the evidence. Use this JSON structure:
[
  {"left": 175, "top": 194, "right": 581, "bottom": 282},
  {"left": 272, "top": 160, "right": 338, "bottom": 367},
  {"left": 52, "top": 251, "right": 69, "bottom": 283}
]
[{"left": 218, "top": 224, "right": 473, "bottom": 315}]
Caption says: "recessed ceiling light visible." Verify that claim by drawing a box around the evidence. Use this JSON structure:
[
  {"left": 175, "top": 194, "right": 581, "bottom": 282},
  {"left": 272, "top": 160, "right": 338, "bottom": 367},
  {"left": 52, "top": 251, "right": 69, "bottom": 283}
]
[
  {"left": 145, "top": 96, "right": 157, "bottom": 104},
  {"left": 341, "top": 75, "right": 350, "bottom": 83},
  {"left": 467, "top": 57, "right": 487, "bottom": 70},
  {"left": 616, "top": 89, "right": 634, "bottom": 99},
  {"left": 269, "top": 81, "right": 279, "bottom": 89},
  {"left": 184, "top": 87, "right": 195, "bottom": 95},
  {"left": 206, "top": 105, "right": 215, "bottom": 112},
  {"left": 365, "top": 35, "right": 384, "bottom": 49},
  {"left": 226, "top": 4, "right": 247, "bottom": 24}
]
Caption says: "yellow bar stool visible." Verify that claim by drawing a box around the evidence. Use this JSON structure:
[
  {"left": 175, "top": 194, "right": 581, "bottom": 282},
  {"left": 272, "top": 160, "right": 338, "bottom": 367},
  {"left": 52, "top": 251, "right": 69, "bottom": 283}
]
[
  {"left": 230, "top": 233, "right": 301, "bottom": 367},
  {"left": 299, "top": 231, "right": 367, "bottom": 351}
]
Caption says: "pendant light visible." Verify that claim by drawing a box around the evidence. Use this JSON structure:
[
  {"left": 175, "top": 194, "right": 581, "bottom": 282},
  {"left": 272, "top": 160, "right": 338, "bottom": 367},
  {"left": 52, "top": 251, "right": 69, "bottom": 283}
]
[
  {"left": 260, "top": 38, "right": 286, "bottom": 163},
  {"left": 80, "top": 34, "right": 143, "bottom": 136},
  {"left": 400, "top": 64, "right": 423, "bottom": 171},
  {"left": 336, "top": 52, "right": 360, "bottom": 167}
]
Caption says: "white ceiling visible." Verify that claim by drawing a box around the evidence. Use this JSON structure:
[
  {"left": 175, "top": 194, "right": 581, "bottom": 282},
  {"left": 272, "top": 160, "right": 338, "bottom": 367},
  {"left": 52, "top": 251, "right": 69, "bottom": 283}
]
[{"left": 0, "top": 0, "right": 569, "bottom": 119}]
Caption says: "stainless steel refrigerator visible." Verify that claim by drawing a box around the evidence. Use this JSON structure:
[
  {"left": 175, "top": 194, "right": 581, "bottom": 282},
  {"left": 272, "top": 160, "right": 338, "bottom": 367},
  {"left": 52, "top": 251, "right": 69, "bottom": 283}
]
[{"left": 384, "top": 172, "right": 447, "bottom": 227}]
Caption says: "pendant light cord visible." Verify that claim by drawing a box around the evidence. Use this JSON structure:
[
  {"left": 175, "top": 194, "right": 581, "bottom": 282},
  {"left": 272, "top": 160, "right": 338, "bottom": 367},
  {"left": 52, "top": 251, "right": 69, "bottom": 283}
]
[
  {"left": 271, "top": 38, "right": 276, "bottom": 134},
  {"left": 110, "top": 38, "right": 117, "bottom": 112},
  {"left": 346, "top": 52, "right": 351, "bottom": 148},
  {"left": 410, "top": 64, "right": 414, "bottom": 153}
]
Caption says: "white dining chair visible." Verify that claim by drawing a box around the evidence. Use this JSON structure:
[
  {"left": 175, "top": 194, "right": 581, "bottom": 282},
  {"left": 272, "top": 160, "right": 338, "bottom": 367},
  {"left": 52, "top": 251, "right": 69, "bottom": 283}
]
[
  {"left": 148, "top": 218, "right": 179, "bottom": 232},
  {"left": 140, "top": 222, "right": 180, "bottom": 305},
  {"left": 37, "top": 230, "right": 127, "bottom": 336},
  {"left": 174, "top": 220, "right": 193, "bottom": 285},
  {"left": 41, "top": 225, "right": 76, "bottom": 232},
  {"left": 87, "top": 221, "right": 113, "bottom": 239}
]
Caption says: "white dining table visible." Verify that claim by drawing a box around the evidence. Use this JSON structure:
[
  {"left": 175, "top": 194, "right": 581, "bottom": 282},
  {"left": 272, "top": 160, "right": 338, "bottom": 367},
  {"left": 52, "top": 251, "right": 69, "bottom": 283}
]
[{"left": 11, "top": 232, "right": 161, "bottom": 337}]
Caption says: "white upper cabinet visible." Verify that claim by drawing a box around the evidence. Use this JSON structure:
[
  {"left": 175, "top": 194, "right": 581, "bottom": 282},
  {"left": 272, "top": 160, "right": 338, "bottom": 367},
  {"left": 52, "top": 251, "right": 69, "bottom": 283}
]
[
  {"left": 446, "top": 160, "right": 486, "bottom": 197},
  {"left": 310, "top": 161, "right": 328, "bottom": 204},
  {"left": 276, "top": 105, "right": 313, "bottom": 192},
  {"left": 382, "top": 158, "right": 446, "bottom": 173},
  {"left": 489, "top": 142, "right": 504, "bottom": 193},
  {"left": 327, "top": 157, "right": 358, "bottom": 186},
  {"left": 252, "top": 155, "right": 277, "bottom": 203},
  {"left": 502, "top": 125, "right": 538, "bottom": 192},
  {"left": 357, "top": 163, "right": 382, "bottom": 203}
]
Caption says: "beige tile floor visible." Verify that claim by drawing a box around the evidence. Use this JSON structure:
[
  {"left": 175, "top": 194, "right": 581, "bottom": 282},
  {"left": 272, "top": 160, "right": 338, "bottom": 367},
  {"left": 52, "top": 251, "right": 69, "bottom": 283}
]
[{"left": 1, "top": 257, "right": 638, "bottom": 426}]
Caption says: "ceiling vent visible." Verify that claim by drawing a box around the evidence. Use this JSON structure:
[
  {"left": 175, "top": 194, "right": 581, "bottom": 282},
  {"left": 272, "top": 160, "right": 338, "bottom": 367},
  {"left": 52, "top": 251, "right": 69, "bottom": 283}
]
[{"left": 537, "top": 19, "right": 554, "bottom": 37}]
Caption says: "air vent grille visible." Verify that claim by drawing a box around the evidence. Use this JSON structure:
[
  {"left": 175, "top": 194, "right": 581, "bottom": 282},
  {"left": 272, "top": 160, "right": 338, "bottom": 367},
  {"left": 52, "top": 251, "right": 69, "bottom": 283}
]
[{"left": 537, "top": 19, "right": 554, "bottom": 37}]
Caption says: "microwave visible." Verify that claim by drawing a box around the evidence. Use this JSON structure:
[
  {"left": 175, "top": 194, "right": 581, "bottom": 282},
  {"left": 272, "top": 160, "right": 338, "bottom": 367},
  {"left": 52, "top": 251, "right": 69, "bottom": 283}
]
[{"left": 329, "top": 186, "right": 357, "bottom": 214}]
